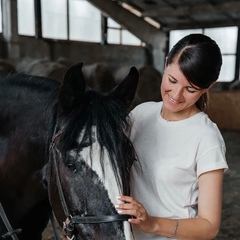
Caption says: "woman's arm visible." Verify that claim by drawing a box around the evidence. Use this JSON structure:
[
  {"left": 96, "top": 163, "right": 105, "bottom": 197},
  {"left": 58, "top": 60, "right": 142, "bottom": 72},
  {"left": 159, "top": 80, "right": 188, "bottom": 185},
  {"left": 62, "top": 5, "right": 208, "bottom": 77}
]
[{"left": 116, "top": 169, "right": 224, "bottom": 240}]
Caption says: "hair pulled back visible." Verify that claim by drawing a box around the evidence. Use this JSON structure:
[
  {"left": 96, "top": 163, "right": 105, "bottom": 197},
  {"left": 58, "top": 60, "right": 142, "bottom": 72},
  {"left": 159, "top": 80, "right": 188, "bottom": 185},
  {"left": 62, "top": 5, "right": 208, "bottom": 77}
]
[{"left": 166, "top": 34, "right": 222, "bottom": 110}]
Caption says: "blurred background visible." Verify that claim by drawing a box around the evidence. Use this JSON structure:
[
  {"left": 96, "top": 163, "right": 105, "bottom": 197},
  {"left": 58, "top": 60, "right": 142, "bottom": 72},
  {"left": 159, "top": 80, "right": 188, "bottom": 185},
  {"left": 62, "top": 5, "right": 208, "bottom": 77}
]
[{"left": 0, "top": 0, "right": 239, "bottom": 239}]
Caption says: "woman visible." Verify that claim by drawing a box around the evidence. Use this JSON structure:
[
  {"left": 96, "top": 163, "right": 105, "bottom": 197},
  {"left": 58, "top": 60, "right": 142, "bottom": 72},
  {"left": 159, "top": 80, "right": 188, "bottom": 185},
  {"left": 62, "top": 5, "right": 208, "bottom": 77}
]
[{"left": 115, "top": 34, "right": 228, "bottom": 239}]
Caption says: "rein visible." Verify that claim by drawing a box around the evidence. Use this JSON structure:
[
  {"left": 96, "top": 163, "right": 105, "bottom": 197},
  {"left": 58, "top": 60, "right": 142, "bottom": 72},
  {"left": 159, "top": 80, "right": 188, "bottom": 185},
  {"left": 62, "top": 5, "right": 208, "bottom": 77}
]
[
  {"left": 49, "top": 127, "right": 131, "bottom": 240},
  {"left": 0, "top": 202, "right": 22, "bottom": 240}
]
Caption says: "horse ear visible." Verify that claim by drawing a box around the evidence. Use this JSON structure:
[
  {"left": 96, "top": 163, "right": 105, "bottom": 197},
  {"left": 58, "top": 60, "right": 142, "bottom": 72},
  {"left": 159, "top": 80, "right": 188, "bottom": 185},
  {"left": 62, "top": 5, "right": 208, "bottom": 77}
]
[
  {"left": 109, "top": 67, "right": 139, "bottom": 108},
  {"left": 58, "top": 62, "right": 85, "bottom": 112}
]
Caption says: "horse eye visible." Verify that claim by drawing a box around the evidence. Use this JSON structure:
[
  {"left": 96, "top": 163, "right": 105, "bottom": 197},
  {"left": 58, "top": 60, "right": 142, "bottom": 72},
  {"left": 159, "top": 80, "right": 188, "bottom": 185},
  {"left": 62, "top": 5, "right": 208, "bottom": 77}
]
[
  {"left": 67, "top": 163, "right": 77, "bottom": 172},
  {"left": 80, "top": 141, "right": 91, "bottom": 148}
]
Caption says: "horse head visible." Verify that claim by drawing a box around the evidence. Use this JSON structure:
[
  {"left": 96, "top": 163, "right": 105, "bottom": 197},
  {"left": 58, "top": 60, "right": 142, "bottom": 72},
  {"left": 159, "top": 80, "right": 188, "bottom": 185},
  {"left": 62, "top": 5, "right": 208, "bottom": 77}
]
[{"left": 48, "top": 62, "right": 139, "bottom": 239}]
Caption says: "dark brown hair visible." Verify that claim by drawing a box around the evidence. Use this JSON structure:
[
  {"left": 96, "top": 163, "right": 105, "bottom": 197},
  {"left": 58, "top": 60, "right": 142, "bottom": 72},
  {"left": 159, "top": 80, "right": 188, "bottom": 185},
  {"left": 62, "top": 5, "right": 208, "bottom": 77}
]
[{"left": 166, "top": 34, "right": 222, "bottom": 111}]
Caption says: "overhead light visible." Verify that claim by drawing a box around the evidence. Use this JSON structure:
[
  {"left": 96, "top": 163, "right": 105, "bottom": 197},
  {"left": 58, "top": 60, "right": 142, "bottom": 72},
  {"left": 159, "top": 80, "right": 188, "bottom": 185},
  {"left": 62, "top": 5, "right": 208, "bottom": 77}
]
[
  {"left": 120, "top": 2, "right": 160, "bottom": 29},
  {"left": 121, "top": 3, "right": 142, "bottom": 17},
  {"left": 144, "top": 17, "right": 161, "bottom": 29}
]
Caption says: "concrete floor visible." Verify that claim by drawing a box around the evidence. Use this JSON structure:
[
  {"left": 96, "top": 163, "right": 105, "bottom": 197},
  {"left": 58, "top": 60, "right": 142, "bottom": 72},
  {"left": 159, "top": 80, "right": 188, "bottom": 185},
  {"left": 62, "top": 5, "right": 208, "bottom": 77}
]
[{"left": 217, "top": 130, "right": 240, "bottom": 240}]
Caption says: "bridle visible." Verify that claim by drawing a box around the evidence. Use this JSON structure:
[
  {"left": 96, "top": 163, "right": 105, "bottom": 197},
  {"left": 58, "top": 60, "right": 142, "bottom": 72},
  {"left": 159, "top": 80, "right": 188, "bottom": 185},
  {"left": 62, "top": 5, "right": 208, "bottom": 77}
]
[{"left": 49, "top": 127, "right": 131, "bottom": 240}]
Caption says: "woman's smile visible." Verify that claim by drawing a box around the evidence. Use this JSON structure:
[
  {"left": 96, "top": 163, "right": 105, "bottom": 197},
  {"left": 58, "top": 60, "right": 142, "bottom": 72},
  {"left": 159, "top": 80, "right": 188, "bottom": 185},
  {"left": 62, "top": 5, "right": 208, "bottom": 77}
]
[{"left": 167, "top": 93, "right": 183, "bottom": 104}]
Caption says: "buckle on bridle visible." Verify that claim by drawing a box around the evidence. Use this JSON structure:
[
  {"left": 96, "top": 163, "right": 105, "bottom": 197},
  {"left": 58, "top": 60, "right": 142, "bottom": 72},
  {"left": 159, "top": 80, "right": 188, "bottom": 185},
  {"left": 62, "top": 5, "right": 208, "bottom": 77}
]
[{"left": 63, "top": 217, "right": 75, "bottom": 240}]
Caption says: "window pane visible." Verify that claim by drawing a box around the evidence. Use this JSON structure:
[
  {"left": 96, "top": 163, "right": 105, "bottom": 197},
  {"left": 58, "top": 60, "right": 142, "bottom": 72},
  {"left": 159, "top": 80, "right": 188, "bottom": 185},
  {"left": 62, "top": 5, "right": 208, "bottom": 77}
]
[
  {"left": 0, "top": 0, "right": 2, "bottom": 32},
  {"left": 169, "top": 29, "right": 202, "bottom": 49},
  {"left": 204, "top": 27, "right": 238, "bottom": 54},
  {"left": 69, "top": 0, "right": 101, "bottom": 42},
  {"left": 218, "top": 55, "right": 236, "bottom": 82},
  {"left": 108, "top": 29, "right": 120, "bottom": 44},
  {"left": 108, "top": 18, "right": 120, "bottom": 28},
  {"left": 41, "top": 0, "right": 67, "bottom": 39},
  {"left": 122, "top": 30, "right": 141, "bottom": 46},
  {"left": 17, "top": 0, "right": 35, "bottom": 36}
]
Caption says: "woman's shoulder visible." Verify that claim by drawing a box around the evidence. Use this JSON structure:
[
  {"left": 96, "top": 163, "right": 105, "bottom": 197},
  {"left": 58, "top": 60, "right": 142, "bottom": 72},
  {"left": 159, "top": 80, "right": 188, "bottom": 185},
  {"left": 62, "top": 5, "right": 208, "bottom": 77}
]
[
  {"left": 198, "top": 112, "right": 222, "bottom": 134},
  {"left": 193, "top": 112, "right": 225, "bottom": 147}
]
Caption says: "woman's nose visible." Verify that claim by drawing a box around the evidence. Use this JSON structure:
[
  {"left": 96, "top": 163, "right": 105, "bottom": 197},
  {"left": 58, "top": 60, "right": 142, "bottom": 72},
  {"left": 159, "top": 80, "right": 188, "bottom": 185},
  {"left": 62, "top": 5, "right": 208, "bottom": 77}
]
[{"left": 172, "top": 86, "right": 183, "bottom": 99}]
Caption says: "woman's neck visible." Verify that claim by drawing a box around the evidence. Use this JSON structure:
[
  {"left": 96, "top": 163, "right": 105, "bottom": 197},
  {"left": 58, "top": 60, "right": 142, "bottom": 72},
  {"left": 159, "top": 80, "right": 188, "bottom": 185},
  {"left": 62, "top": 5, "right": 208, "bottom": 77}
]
[{"left": 160, "top": 105, "right": 200, "bottom": 122}]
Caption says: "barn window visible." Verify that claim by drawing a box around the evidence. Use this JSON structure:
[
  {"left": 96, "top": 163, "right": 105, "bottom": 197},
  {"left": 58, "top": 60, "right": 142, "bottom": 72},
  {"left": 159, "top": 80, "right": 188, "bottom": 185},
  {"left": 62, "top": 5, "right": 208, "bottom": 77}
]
[
  {"left": 68, "top": 0, "right": 101, "bottom": 42},
  {"left": 170, "top": 27, "right": 238, "bottom": 83},
  {"left": 169, "top": 29, "right": 202, "bottom": 50},
  {"left": 0, "top": 0, "right": 2, "bottom": 33},
  {"left": 107, "top": 18, "right": 141, "bottom": 46},
  {"left": 108, "top": 20, "right": 120, "bottom": 44},
  {"left": 41, "top": 0, "right": 101, "bottom": 42},
  {"left": 11, "top": 0, "right": 141, "bottom": 45},
  {"left": 41, "top": 0, "right": 68, "bottom": 39},
  {"left": 205, "top": 27, "right": 238, "bottom": 82},
  {"left": 17, "top": 0, "right": 35, "bottom": 36}
]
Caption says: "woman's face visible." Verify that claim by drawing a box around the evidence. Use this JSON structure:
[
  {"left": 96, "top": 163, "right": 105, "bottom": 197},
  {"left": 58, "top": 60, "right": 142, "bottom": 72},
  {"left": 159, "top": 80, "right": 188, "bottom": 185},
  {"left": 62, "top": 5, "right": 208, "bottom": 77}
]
[{"left": 161, "top": 62, "right": 207, "bottom": 115}]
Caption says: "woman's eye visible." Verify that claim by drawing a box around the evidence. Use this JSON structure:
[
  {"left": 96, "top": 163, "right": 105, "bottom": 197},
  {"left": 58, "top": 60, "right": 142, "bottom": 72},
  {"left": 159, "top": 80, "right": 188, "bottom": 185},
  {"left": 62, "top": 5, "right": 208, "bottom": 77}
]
[
  {"left": 186, "top": 88, "right": 196, "bottom": 93},
  {"left": 169, "top": 78, "right": 176, "bottom": 83}
]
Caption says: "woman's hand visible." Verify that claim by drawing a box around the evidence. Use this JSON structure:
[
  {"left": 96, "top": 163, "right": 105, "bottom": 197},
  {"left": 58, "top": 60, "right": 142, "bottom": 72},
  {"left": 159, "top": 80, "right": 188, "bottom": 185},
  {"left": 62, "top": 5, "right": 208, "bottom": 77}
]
[{"left": 115, "top": 195, "right": 156, "bottom": 233}]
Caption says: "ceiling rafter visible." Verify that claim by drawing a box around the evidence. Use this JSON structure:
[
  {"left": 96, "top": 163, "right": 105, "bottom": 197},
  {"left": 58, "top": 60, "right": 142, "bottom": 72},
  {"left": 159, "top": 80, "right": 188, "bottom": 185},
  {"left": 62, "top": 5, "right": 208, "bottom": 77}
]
[{"left": 117, "top": 0, "right": 240, "bottom": 30}]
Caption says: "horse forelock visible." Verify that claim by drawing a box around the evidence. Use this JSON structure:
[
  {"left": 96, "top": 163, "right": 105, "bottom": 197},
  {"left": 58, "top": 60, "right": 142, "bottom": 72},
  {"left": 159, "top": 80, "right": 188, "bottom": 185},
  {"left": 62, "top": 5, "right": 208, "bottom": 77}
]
[{"left": 58, "top": 89, "right": 136, "bottom": 195}]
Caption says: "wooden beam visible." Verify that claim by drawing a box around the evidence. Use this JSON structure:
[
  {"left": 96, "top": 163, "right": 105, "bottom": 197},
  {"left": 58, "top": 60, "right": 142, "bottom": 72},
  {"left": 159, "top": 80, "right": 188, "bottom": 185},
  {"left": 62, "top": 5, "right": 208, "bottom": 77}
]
[
  {"left": 86, "top": 0, "right": 163, "bottom": 43},
  {"left": 87, "top": 0, "right": 168, "bottom": 72},
  {"left": 162, "top": 19, "right": 240, "bottom": 31},
  {"left": 142, "top": 1, "right": 240, "bottom": 19}
]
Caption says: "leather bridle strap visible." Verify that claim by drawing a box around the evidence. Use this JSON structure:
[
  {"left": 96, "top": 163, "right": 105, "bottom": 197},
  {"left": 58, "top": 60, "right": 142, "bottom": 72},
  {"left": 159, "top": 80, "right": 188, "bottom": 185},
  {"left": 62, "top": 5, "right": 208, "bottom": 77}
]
[
  {"left": 50, "top": 139, "right": 71, "bottom": 218},
  {"left": 71, "top": 214, "right": 131, "bottom": 224},
  {"left": 0, "top": 202, "right": 22, "bottom": 240}
]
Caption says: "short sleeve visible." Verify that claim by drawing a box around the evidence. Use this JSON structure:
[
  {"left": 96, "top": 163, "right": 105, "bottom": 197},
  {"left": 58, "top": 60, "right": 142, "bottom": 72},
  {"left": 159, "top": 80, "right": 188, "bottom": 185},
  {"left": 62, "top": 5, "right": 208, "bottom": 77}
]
[{"left": 197, "top": 146, "right": 228, "bottom": 177}]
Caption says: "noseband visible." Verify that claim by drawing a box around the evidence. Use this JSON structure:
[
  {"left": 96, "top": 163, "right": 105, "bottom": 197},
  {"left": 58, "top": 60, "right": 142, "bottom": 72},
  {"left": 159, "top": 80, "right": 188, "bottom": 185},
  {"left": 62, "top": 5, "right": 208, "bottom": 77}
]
[{"left": 49, "top": 128, "right": 131, "bottom": 239}]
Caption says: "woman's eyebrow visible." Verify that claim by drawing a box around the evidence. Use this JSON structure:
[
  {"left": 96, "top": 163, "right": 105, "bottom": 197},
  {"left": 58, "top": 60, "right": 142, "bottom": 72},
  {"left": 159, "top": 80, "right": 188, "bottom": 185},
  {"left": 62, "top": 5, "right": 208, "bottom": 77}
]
[
  {"left": 169, "top": 74, "right": 202, "bottom": 90},
  {"left": 168, "top": 74, "right": 178, "bottom": 81},
  {"left": 187, "top": 84, "right": 202, "bottom": 91}
]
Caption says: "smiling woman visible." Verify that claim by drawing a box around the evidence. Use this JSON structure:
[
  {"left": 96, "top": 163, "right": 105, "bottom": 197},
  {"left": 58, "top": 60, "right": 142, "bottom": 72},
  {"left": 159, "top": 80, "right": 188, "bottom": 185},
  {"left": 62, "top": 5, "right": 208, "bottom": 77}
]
[
  {"left": 115, "top": 34, "right": 228, "bottom": 240},
  {"left": 160, "top": 62, "right": 207, "bottom": 121}
]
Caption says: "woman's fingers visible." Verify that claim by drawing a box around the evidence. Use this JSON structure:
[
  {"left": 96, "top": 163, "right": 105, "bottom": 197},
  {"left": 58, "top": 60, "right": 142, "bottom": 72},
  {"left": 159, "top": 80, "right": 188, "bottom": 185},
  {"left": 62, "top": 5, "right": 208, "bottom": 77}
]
[
  {"left": 117, "top": 195, "right": 136, "bottom": 203},
  {"left": 117, "top": 195, "right": 143, "bottom": 207},
  {"left": 115, "top": 195, "right": 146, "bottom": 222},
  {"left": 116, "top": 196, "right": 154, "bottom": 232}
]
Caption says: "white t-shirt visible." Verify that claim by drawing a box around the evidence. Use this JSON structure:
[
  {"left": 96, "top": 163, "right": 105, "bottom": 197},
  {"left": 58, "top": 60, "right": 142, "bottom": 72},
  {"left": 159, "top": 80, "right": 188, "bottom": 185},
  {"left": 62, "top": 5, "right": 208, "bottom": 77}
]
[{"left": 129, "top": 101, "right": 228, "bottom": 240}]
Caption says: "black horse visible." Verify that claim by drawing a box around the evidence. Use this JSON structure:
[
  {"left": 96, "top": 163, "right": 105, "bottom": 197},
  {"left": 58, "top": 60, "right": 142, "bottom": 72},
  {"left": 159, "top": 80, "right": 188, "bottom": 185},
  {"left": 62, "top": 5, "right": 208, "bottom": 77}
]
[{"left": 0, "top": 62, "right": 139, "bottom": 240}]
